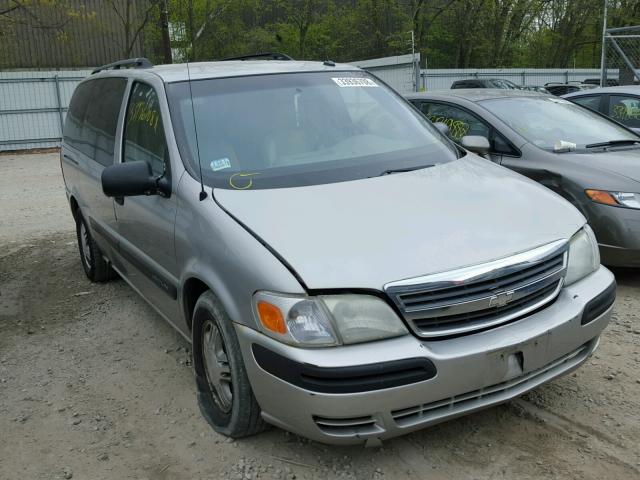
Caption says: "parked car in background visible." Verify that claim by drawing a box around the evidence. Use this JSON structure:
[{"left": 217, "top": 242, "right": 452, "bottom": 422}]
[
  {"left": 544, "top": 82, "right": 596, "bottom": 96},
  {"left": 522, "top": 85, "right": 550, "bottom": 94},
  {"left": 60, "top": 57, "right": 616, "bottom": 446},
  {"left": 583, "top": 78, "right": 619, "bottom": 87},
  {"left": 407, "top": 89, "right": 640, "bottom": 267},
  {"left": 564, "top": 86, "right": 640, "bottom": 134},
  {"left": 451, "top": 78, "right": 521, "bottom": 89}
]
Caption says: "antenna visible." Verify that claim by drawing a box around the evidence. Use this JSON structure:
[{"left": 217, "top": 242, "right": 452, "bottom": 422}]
[{"left": 186, "top": 54, "right": 207, "bottom": 201}]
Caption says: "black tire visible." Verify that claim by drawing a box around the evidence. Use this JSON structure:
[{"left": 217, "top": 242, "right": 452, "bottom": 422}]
[
  {"left": 192, "top": 290, "right": 266, "bottom": 438},
  {"left": 75, "top": 212, "right": 116, "bottom": 282}
]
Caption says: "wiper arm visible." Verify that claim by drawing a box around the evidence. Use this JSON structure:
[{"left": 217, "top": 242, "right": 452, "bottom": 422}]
[
  {"left": 585, "top": 139, "right": 640, "bottom": 148},
  {"left": 377, "top": 165, "right": 434, "bottom": 176}
]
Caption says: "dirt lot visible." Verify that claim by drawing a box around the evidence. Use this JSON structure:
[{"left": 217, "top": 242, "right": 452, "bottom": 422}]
[{"left": 1, "top": 153, "right": 639, "bottom": 480}]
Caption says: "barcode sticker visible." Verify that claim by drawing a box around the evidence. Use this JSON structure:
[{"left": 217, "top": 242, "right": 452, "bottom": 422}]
[{"left": 332, "top": 77, "right": 378, "bottom": 88}]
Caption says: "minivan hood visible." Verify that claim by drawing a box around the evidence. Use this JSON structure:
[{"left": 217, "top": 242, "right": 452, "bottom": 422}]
[{"left": 215, "top": 156, "right": 585, "bottom": 290}]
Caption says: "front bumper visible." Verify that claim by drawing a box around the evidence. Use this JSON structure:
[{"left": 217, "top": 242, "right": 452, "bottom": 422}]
[
  {"left": 236, "top": 266, "right": 615, "bottom": 445},
  {"left": 587, "top": 203, "right": 640, "bottom": 267}
]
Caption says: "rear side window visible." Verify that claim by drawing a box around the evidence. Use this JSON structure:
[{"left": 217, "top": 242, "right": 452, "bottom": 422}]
[
  {"left": 609, "top": 95, "right": 640, "bottom": 129},
  {"left": 572, "top": 95, "right": 601, "bottom": 112},
  {"left": 63, "top": 81, "right": 93, "bottom": 152},
  {"left": 83, "top": 78, "right": 127, "bottom": 166},
  {"left": 123, "top": 82, "right": 169, "bottom": 177}
]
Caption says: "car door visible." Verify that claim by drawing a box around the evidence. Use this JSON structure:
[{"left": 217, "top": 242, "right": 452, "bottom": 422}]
[
  {"left": 112, "top": 80, "right": 181, "bottom": 326},
  {"left": 61, "top": 77, "right": 127, "bottom": 254},
  {"left": 414, "top": 100, "right": 519, "bottom": 163},
  {"left": 606, "top": 94, "right": 640, "bottom": 134}
]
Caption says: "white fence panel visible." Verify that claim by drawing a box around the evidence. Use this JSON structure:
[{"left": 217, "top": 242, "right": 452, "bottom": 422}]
[
  {"left": 0, "top": 70, "right": 91, "bottom": 151},
  {"left": 352, "top": 54, "right": 419, "bottom": 94}
]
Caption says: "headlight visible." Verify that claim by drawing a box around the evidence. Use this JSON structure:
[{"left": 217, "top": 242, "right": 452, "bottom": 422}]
[
  {"left": 565, "top": 225, "right": 600, "bottom": 286},
  {"left": 253, "top": 292, "right": 408, "bottom": 347},
  {"left": 585, "top": 189, "right": 640, "bottom": 209}
]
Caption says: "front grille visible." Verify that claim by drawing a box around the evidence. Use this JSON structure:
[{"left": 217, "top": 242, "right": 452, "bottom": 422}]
[
  {"left": 391, "top": 341, "right": 592, "bottom": 427},
  {"left": 385, "top": 240, "right": 568, "bottom": 338},
  {"left": 313, "top": 415, "right": 384, "bottom": 437}
]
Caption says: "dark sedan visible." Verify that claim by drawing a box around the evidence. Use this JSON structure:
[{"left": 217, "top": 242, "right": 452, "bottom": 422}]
[
  {"left": 451, "top": 78, "right": 521, "bottom": 89},
  {"left": 564, "top": 86, "right": 640, "bottom": 135},
  {"left": 406, "top": 89, "right": 640, "bottom": 267}
]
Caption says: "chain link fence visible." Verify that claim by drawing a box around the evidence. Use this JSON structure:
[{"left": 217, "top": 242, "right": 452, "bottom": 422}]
[{"left": 603, "top": 26, "right": 640, "bottom": 86}]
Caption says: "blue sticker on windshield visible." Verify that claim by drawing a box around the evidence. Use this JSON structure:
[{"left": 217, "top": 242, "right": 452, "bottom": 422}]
[{"left": 210, "top": 158, "right": 231, "bottom": 171}]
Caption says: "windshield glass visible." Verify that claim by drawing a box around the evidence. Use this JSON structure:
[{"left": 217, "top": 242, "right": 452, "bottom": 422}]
[
  {"left": 480, "top": 96, "right": 639, "bottom": 151},
  {"left": 166, "top": 71, "right": 458, "bottom": 189}
]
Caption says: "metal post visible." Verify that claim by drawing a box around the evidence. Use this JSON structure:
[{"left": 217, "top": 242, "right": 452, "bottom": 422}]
[
  {"left": 53, "top": 75, "right": 64, "bottom": 140},
  {"left": 600, "top": 0, "right": 608, "bottom": 86},
  {"left": 410, "top": 30, "right": 417, "bottom": 92}
]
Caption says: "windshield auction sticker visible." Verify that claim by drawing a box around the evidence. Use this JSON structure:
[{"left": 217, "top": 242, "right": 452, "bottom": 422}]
[
  {"left": 210, "top": 158, "right": 231, "bottom": 171},
  {"left": 332, "top": 77, "right": 378, "bottom": 87}
]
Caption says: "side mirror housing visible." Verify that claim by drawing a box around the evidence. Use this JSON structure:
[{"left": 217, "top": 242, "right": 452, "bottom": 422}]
[
  {"left": 102, "top": 161, "right": 166, "bottom": 198},
  {"left": 461, "top": 135, "right": 491, "bottom": 156},
  {"left": 433, "top": 122, "right": 451, "bottom": 137}
]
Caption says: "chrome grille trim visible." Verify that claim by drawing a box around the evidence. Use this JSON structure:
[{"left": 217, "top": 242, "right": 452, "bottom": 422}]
[{"left": 384, "top": 240, "right": 568, "bottom": 338}]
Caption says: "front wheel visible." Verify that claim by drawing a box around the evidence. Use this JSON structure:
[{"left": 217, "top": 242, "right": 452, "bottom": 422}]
[{"left": 192, "top": 291, "right": 266, "bottom": 438}]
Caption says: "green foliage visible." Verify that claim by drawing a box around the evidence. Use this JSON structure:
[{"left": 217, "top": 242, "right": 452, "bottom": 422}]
[
  {"left": 149, "top": 0, "right": 640, "bottom": 68},
  {"left": 3, "top": 0, "right": 640, "bottom": 68}
]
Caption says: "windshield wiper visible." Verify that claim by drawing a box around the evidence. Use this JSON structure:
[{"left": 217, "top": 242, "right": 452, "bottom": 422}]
[
  {"left": 585, "top": 139, "right": 640, "bottom": 149},
  {"left": 377, "top": 165, "right": 434, "bottom": 176}
]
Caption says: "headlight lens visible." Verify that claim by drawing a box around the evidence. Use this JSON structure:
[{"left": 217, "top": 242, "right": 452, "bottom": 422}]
[
  {"left": 585, "top": 189, "right": 640, "bottom": 209},
  {"left": 565, "top": 225, "right": 600, "bottom": 286},
  {"left": 253, "top": 292, "right": 408, "bottom": 347}
]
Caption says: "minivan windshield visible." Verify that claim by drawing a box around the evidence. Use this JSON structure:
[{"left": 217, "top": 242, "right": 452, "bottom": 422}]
[
  {"left": 167, "top": 71, "right": 458, "bottom": 189},
  {"left": 481, "top": 96, "right": 639, "bottom": 151}
]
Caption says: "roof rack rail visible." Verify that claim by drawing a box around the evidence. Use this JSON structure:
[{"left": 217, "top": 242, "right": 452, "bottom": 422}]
[
  {"left": 220, "top": 52, "right": 293, "bottom": 61},
  {"left": 92, "top": 57, "right": 153, "bottom": 75}
]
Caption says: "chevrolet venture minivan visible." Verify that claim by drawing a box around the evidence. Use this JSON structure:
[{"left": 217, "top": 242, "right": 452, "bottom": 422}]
[{"left": 60, "top": 56, "right": 616, "bottom": 445}]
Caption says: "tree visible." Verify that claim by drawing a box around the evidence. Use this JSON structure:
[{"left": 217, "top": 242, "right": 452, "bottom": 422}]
[{"left": 104, "top": 0, "right": 162, "bottom": 58}]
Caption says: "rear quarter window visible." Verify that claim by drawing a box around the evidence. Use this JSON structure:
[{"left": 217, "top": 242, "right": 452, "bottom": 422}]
[{"left": 63, "top": 81, "right": 92, "bottom": 152}]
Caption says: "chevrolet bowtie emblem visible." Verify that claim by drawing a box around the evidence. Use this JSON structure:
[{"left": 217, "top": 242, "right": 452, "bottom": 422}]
[{"left": 489, "top": 290, "right": 515, "bottom": 308}]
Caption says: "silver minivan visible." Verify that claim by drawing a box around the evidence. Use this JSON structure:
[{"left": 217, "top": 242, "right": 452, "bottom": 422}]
[{"left": 60, "top": 57, "right": 616, "bottom": 445}]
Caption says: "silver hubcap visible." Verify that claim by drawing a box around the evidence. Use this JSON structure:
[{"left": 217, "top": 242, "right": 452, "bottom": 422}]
[
  {"left": 202, "top": 320, "right": 233, "bottom": 412},
  {"left": 79, "top": 222, "right": 91, "bottom": 269}
]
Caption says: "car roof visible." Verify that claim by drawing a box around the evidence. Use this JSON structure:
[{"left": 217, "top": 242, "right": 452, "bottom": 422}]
[
  {"left": 563, "top": 85, "right": 640, "bottom": 97},
  {"left": 137, "top": 60, "right": 360, "bottom": 83},
  {"left": 406, "top": 88, "right": 547, "bottom": 103}
]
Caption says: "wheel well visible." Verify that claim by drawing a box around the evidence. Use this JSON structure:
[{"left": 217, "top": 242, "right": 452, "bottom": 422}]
[
  {"left": 183, "top": 278, "right": 210, "bottom": 331},
  {"left": 69, "top": 196, "right": 80, "bottom": 221}
]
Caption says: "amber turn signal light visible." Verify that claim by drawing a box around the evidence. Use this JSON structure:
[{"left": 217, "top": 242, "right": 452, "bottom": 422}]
[
  {"left": 585, "top": 189, "right": 618, "bottom": 206},
  {"left": 257, "top": 301, "right": 287, "bottom": 334}
]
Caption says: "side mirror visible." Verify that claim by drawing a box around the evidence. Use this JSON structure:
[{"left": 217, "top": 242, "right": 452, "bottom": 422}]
[
  {"left": 102, "top": 160, "right": 167, "bottom": 198},
  {"left": 461, "top": 135, "right": 490, "bottom": 156},
  {"left": 433, "top": 122, "right": 451, "bottom": 137}
]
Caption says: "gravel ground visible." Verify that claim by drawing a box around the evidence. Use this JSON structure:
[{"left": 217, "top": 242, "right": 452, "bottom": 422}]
[{"left": 1, "top": 153, "right": 639, "bottom": 480}]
